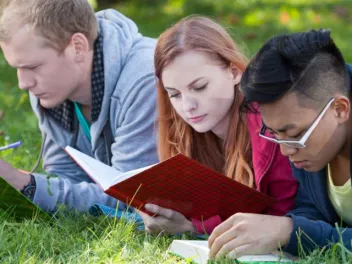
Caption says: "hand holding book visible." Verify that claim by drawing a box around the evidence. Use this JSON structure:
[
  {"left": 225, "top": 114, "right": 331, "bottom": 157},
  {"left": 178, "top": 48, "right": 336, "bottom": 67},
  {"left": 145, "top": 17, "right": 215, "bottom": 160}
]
[{"left": 136, "top": 203, "right": 196, "bottom": 234}]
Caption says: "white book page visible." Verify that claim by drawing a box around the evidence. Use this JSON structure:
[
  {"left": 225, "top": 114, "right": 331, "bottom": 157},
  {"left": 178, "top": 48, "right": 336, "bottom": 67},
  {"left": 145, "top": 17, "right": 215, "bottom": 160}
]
[
  {"left": 169, "top": 240, "right": 209, "bottom": 264},
  {"left": 65, "top": 146, "right": 119, "bottom": 190},
  {"left": 169, "top": 240, "right": 295, "bottom": 263},
  {"left": 237, "top": 253, "right": 294, "bottom": 262},
  {"left": 110, "top": 164, "right": 156, "bottom": 186},
  {"left": 65, "top": 146, "right": 157, "bottom": 190}
]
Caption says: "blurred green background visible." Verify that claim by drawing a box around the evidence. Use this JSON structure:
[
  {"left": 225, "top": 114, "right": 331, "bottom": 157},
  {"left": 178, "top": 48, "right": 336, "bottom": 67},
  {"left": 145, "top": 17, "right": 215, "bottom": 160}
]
[{"left": 1, "top": 0, "right": 352, "bottom": 170}]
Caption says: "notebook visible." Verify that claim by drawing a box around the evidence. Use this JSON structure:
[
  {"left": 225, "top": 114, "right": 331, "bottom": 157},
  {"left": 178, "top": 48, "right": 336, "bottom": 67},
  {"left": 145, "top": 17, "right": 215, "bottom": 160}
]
[{"left": 0, "top": 176, "right": 50, "bottom": 220}]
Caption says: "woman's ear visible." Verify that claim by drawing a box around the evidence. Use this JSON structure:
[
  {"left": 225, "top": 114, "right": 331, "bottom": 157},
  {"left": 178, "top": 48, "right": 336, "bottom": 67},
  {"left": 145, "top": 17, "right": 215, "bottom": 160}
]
[
  {"left": 230, "top": 64, "right": 242, "bottom": 86},
  {"left": 333, "top": 96, "right": 350, "bottom": 124}
]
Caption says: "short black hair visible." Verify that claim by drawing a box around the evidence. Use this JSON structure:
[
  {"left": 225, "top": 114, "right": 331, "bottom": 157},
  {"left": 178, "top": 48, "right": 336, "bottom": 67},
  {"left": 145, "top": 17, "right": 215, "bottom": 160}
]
[{"left": 241, "top": 29, "right": 350, "bottom": 109}]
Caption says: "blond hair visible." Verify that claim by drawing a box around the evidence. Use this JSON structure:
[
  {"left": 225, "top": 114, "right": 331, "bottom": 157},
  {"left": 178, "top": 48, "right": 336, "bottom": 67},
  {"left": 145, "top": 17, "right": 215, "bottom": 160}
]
[
  {"left": 155, "top": 16, "right": 254, "bottom": 187},
  {"left": 0, "top": 0, "right": 98, "bottom": 52}
]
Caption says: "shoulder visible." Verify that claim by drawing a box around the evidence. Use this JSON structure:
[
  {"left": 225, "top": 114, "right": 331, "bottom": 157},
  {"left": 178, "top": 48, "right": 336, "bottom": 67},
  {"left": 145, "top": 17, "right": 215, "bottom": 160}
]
[
  {"left": 246, "top": 111, "right": 294, "bottom": 182},
  {"left": 97, "top": 9, "right": 157, "bottom": 101},
  {"left": 107, "top": 36, "right": 157, "bottom": 100},
  {"left": 246, "top": 111, "right": 274, "bottom": 156},
  {"left": 246, "top": 111, "right": 261, "bottom": 134},
  {"left": 119, "top": 36, "right": 156, "bottom": 85}
]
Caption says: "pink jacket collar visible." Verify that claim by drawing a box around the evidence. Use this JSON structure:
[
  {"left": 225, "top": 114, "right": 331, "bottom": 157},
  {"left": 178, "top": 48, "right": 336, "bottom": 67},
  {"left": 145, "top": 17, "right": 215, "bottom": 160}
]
[{"left": 247, "top": 111, "right": 278, "bottom": 191}]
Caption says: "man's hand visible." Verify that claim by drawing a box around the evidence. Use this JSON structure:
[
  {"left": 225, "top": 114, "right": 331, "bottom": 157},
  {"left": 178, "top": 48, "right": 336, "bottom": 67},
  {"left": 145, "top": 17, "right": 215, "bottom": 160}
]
[
  {"left": 136, "top": 203, "right": 196, "bottom": 234},
  {"left": 0, "top": 158, "right": 30, "bottom": 190},
  {"left": 208, "top": 213, "right": 293, "bottom": 259}
]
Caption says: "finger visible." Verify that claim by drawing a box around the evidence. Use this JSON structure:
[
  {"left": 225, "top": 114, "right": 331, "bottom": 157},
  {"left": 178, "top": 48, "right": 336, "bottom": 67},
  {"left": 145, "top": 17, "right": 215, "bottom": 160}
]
[
  {"left": 145, "top": 226, "right": 153, "bottom": 234},
  {"left": 136, "top": 209, "right": 158, "bottom": 232},
  {"left": 143, "top": 217, "right": 163, "bottom": 233},
  {"left": 228, "top": 244, "right": 254, "bottom": 259},
  {"left": 135, "top": 209, "right": 149, "bottom": 220},
  {"left": 209, "top": 226, "right": 238, "bottom": 259},
  {"left": 146, "top": 221, "right": 162, "bottom": 233},
  {"left": 215, "top": 235, "right": 247, "bottom": 259},
  {"left": 145, "top": 204, "right": 174, "bottom": 219},
  {"left": 209, "top": 215, "right": 238, "bottom": 248}
]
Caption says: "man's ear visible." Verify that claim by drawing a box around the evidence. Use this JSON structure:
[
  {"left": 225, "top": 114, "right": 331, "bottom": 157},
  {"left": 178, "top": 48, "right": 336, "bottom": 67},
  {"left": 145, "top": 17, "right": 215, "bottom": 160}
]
[
  {"left": 68, "top": 33, "right": 90, "bottom": 63},
  {"left": 230, "top": 64, "right": 242, "bottom": 86},
  {"left": 333, "top": 96, "right": 350, "bottom": 124}
]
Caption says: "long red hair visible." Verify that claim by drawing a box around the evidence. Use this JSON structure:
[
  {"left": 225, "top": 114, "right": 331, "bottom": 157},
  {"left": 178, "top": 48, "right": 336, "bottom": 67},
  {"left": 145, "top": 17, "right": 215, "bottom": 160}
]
[{"left": 154, "top": 16, "right": 254, "bottom": 187}]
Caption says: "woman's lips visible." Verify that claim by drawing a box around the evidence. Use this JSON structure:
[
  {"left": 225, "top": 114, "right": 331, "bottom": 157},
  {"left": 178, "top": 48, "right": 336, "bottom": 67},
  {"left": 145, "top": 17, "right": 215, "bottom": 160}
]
[{"left": 188, "top": 114, "right": 207, "bottom": 123}]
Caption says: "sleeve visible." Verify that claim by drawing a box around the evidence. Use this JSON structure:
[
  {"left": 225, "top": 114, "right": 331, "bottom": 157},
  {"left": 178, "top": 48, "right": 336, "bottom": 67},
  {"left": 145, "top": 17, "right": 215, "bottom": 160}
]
[
  {"left": 284, "top": 175, "right": 352, "bottom": 256},
  {"left": 32, "top": 136, "right": 120, "bottom": 212},
  {"left": 192, "top": 215, "right": 222, "bottom": 235},
  {"left": 31, "top": 75, "right": 158, "bottom": 213},
  {"left": 265, "top": 148, "right": 298, "bottom": 216}
]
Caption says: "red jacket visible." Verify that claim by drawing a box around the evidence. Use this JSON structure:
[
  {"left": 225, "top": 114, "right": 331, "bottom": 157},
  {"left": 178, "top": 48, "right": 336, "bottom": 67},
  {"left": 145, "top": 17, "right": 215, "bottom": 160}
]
[{"left": 192, "top": 112, "right": 298, "bottom": 234}]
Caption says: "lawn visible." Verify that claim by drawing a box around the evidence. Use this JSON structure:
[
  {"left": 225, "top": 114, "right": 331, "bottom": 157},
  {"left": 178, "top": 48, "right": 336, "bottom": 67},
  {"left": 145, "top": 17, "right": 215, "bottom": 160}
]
[{"left": 1, "top": 0, "right": 352, "bottom": 263}]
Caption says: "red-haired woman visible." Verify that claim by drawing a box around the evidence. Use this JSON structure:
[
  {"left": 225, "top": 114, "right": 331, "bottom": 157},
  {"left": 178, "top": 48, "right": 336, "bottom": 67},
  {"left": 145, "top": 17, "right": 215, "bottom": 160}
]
[{"left": 137, "top": 16, "right": 297, "bottom": 236}]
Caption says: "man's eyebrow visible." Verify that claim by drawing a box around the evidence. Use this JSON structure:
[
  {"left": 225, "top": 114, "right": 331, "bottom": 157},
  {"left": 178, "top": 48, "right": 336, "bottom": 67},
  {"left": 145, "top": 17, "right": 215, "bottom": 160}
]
[{"left": 263, "top": 122, "right": 297, "bottom": 133}]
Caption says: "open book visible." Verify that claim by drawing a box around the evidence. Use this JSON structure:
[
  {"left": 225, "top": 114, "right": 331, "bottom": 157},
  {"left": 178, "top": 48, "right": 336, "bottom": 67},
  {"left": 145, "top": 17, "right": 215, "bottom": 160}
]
[
  {"left": 0, "top": 176, "right": 50, "bottom": 220},
  {"left": 168, "top": 240, "right": 296, "bottom": 264},
  {"left": 65, "top": 146, "right": 275, "bottom": 220}
]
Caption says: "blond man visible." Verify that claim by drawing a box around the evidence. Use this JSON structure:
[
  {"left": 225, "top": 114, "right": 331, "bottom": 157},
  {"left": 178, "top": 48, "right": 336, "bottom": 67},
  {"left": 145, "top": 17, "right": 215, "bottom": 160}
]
[{"left": 0, "top": 0, "right": 158, "bottom": 212}]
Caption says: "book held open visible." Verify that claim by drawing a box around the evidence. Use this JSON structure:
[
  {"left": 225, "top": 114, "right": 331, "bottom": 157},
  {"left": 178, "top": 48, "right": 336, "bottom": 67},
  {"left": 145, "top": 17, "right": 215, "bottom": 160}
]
[
  {"left": 65, "top": 146, "right": 275, "bottom": 221},
  {"left": 168, "top": 240, "right": 296, "bottom": 264}
]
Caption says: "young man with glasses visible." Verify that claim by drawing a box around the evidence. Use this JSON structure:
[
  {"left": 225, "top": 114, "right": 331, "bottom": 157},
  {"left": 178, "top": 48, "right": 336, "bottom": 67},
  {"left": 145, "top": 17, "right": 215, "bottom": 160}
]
[{"left": 208, "top": 29, "right": 352, "bottom": 258}]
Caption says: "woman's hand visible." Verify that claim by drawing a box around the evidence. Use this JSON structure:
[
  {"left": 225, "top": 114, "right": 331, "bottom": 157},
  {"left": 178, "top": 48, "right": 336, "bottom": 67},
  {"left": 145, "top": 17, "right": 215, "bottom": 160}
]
[{"left": 137, "top": 203, "right": 196, "bottom": 234}]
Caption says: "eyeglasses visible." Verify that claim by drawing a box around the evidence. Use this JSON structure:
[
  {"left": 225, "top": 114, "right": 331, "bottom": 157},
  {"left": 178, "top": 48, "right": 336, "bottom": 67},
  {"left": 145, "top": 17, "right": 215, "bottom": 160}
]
[{"left": 259, "top": 98, "right": 335, "bottom": 149}]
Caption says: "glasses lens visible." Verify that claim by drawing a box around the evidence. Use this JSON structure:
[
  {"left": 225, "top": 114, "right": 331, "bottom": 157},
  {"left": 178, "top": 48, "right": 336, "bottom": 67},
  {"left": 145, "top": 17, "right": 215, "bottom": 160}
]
[{"left": 260, "top": 127, "right": 305, "bottom": 148}]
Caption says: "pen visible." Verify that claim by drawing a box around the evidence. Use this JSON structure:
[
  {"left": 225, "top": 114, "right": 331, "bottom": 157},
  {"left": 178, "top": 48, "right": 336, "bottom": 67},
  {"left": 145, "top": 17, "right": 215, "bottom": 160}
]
[{"left": 0, "top": 141, "right": 22, "bottom": 152}]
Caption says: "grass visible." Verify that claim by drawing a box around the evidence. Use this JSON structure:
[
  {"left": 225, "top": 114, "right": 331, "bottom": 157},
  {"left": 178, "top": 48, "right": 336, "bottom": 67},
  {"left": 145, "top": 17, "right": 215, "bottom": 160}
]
[
  {"left": 0, "top": 212, "right": 180, "bottom": 263},
  {"left": 1, "top": 0, "right": 352, "bottom": 263}
]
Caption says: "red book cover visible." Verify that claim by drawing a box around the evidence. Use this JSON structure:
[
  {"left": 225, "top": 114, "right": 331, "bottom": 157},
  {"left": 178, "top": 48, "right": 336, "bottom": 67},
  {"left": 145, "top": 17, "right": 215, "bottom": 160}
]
[{"left": 105, "top": 153, "right": 275, "bottom": 221}]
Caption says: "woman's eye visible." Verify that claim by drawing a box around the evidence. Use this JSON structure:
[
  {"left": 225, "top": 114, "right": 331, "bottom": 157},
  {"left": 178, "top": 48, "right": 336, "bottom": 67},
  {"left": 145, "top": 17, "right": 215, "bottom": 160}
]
[
  {"left": 169, "top": 93, "right": 181, "bottom": 99},
  {"left": 194, "top": 84, "right": 207, "bottom": 91}
]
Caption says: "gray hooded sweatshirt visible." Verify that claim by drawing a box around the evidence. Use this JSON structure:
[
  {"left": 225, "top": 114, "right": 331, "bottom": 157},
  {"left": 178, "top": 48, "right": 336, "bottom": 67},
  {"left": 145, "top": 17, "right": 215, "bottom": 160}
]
[{"left": 29, "top": 9, "right": 159, "bottom": 212}]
